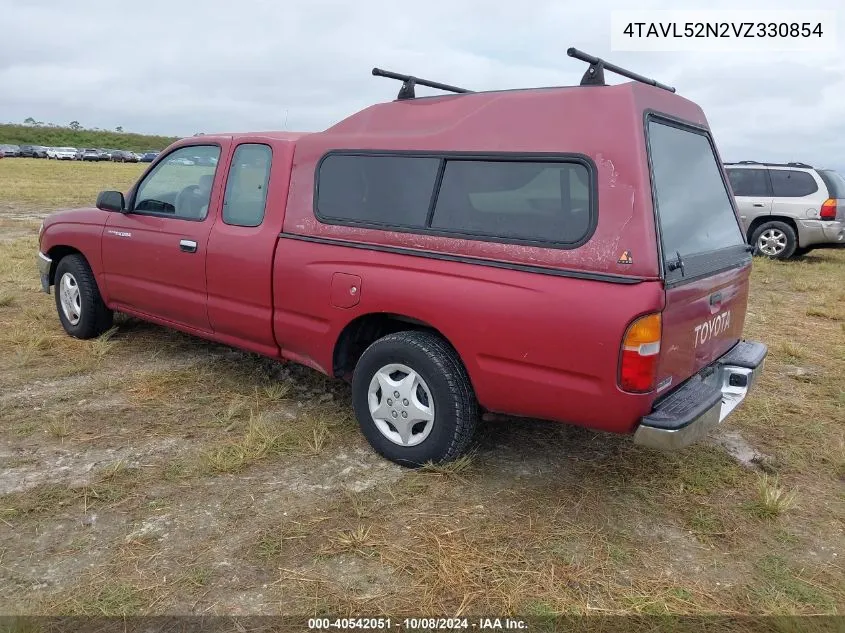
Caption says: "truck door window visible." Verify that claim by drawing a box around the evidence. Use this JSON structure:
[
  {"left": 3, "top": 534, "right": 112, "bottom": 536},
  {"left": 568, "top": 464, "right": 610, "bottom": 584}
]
[
  {"left": 133, "top": 145, "right": 220, "bottom": 220},
  {"left": 222, "top": 144, "right": 272, "bottom": 227}
]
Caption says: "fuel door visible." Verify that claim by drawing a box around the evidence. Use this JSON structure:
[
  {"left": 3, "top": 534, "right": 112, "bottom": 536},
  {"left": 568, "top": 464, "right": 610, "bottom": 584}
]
[{"left": 331, "top": 273, "right": 362, "bottom": 309}]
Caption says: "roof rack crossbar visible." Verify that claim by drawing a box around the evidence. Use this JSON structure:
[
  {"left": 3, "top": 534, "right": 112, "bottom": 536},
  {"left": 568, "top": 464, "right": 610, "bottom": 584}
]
[
  {"left": 566, "top": 48, "right": 676, "bottom": 93},
  {"left": 371, "top": 68, "right": 473, "bottom": 100}
]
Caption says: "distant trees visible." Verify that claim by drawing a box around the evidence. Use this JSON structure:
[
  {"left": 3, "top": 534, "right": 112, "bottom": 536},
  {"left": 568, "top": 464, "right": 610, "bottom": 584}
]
[
  {"left": 0, "top": 122, "right": 178, "bottom": 152},
  {"left": 116, "top": 126, "right": 123, "bottom": 133},
  {"left": 24, "top": 117, "right": 36, "bottom": 125}
]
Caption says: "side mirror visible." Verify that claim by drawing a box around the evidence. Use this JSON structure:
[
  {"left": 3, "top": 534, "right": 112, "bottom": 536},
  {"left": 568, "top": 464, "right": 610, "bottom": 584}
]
[{"left": 96, "top": 190, "right": 125, "bottom": 213}]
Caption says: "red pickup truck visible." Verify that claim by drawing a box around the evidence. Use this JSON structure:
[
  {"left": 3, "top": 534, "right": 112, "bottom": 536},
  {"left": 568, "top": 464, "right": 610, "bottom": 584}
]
[{"left": 37, "top": 50, "right": 767, "bottom": 466}]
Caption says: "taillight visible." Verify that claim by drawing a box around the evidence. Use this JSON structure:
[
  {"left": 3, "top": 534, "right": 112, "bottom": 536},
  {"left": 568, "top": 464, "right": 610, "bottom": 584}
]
[
  {"left": 820, "top": 199, "right": 837, "bottom": 220},
  {"left": 619, "top": 313, "right": 662, "bottom": 393}
]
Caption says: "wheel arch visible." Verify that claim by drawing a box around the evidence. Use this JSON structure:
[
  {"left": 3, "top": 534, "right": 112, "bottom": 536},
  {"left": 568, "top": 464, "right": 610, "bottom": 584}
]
[
  {"left": 46, "top": 245, "right": 86, "bottom": 285},
  {"left": 332, "top": 312, "right": 471, "bottom": 384},
  {"left": 747, "top": 215, "right": 801, "bottom": 246}
]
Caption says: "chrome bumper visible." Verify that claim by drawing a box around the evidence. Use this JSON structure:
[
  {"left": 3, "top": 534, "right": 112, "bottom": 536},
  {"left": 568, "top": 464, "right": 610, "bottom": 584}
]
[
  {"left": 37, "top": 251, "right": 52, "bottom": 294},
  {"left": 634, "top": 341, "right": 768, "bottom": 450}
]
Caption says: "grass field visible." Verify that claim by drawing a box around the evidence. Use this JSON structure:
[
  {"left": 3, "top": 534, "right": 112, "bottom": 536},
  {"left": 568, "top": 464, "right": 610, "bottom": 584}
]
[
  {"left": 0, "top": 158, "right": 145, "bottom": 210},
  {"left": 0, "top": 158, "right": 843, "bottom": 619}
]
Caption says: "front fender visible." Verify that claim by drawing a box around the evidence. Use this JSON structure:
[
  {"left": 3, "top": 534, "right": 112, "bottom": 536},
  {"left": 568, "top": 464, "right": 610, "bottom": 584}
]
[{"left": 40, "top": 212, "right": 109, "bottom": 302}]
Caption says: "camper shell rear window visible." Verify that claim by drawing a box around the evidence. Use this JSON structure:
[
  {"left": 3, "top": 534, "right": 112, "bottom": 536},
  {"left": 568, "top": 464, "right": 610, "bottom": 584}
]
[
  {"left": 646, "top": 116, "right": 748, "bottom": 282},
  {"left": 315, "top": 151, "right": 597, "bottom": 249}
]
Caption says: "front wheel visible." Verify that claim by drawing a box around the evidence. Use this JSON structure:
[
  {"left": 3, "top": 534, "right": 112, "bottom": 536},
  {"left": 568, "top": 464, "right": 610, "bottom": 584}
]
[
  {"left": 351, "top": 331, "right": 478, "bottom": 467},
  {"left": 54, "top": 254, "right": 113, "bottom": 339}
]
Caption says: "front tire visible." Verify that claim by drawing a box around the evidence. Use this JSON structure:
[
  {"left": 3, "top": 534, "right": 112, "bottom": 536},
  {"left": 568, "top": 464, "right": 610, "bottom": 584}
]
[
  {"left": 751, "top": 221, "right": 797, "bottom": 259},
  {"left": 54, "top": 254, "right": 113, "bottom": 339},
  {"left": 351, "top": 331, "right": 478, "bottom": 467}
]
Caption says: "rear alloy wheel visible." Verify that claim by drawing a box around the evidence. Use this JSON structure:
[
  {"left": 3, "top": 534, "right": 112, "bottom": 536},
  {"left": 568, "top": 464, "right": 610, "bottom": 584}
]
[
  {"left": 352, "top": 331, "right": 477, "bottom": 467},
  {"left": 751, "top": 221, "right": 797, "bottom": 259},
  {"left": 54, "top": 254, "right": 113, "bottom": 339}
]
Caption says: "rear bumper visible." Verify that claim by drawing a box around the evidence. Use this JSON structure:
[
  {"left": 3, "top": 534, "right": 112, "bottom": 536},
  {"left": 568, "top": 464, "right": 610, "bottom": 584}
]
[
  {"left": 798, "top": 219, "right": 845, "bottom": 248},
  {"left": 633, "top": 340, "right": 768, "bottom": 450}
]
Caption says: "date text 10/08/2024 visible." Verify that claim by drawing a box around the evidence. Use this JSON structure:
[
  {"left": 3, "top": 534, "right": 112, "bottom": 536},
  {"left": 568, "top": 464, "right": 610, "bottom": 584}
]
[{"left": 307, "top": 618, "right": 529, "bottom": 630}]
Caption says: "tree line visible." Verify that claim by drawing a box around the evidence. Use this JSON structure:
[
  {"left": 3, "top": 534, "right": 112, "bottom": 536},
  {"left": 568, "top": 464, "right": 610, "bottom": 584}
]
[{"left": 1, "top": 120, "right": 180, "bottom": 152}]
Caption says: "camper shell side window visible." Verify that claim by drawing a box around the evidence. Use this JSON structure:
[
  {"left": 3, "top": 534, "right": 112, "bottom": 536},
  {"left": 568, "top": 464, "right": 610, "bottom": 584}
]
[{"left": 314, "top": 151, "right": 598, "bottom": 249}]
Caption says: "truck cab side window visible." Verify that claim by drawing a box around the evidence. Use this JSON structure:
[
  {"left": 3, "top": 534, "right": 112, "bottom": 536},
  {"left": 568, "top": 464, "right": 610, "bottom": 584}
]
[
  {"left": 223, "top": 144, "right": 272, "bottom": 227},
  {"left": 134, "top": 145, "right": 220, "bottom": 220}
]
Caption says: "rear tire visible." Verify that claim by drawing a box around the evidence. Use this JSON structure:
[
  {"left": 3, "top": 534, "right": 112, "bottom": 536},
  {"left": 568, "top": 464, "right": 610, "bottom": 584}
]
[
  {"left": 351, "top": 331, "right": 478, "bottom": 467},
  {"left": 54, "top": 254, "right": 113, "bottom": 339},
  {"left": 751, "top": 221, "right": 797, "bottom": 259}
]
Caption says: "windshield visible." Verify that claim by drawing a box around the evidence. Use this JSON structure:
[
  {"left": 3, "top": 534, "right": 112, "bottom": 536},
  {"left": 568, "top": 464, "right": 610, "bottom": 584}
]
[
  {"left": 647, "top": 119, "right": 745, "bottom": 277},
  {"left": 818, "top": 169, "right": 845, "bottom": 198}
]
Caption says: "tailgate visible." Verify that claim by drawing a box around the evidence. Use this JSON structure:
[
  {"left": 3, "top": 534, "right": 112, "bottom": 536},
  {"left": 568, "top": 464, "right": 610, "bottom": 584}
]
[{"left": 656, "top": 263, "right": 750, "bottom": 392}]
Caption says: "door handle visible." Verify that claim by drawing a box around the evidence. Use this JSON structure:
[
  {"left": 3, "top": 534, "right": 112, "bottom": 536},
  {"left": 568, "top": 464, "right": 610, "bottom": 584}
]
[
  {"left": 752, "top": 203, "right": 765, "bottom": 207},
  {"left": 179, "top": 239, "right": 197, "bottom": 253},
  {"left": 709, "top": 291, "right": 723, "bottom": 306}
]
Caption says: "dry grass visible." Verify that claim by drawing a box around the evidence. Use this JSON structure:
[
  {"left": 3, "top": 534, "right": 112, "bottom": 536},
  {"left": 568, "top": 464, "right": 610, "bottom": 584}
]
[
  {"left": 744, "top": 475, "right": 797, "bottom": 520},
  {"left": 0, "top": 158, "right": 145, "bottom": 208},
  {"left": 326, "top": 526, "right": 377, "bottom": 555},
  {"left": 203, "top": 413, "right": 298, "bottom": 473},
  {"left": 0, "top": 172, "right": 843, "bottom": 617},
  {"left": 1, "top": 462, "right": 144, "bottom": 520}
]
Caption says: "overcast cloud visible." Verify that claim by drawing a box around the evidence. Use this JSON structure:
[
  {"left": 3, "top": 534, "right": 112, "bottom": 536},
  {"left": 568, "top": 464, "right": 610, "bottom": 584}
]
[{"left": 1, "top": 0, "right": 843, "bottom": 170}]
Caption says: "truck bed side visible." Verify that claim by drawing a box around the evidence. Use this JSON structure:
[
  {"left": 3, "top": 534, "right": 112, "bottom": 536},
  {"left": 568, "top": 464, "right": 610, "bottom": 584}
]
[{"left": 272, "top": 237, "right": 666, "bottom": 434}]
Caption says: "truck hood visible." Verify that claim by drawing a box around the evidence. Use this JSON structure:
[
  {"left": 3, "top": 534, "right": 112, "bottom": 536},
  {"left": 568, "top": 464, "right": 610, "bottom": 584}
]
[{"left": 43, "top": 206, "right": 108, "bottom": 229}]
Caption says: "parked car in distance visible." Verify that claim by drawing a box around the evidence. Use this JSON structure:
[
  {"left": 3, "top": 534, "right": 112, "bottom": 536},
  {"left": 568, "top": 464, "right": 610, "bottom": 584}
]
[
  {"left": 725, "top": 161, "right": 845, "bottom": 258},
  {"left": 80, "top": 148, "right": 102, "bottom": 162},
  {"left": 0, "top": 144, "right": 21, "bottom": 157},
  {"left": 193, "top": 154, "right": 218, "bottom": 167},
  {"left": 34, "top": 145, "right": 48, "bottom": 158},
  {"left": 139, "top": 151, "right": 159, "bottom": 162},
  {"left": 111, "top": 150, "right": 139, "bottom": 163},
  {"left": 49, "top": 147, "right": 77, "bottom": 160},
  {"left": 20, "top": 145, "right": 40, "bottom": 158},
  {"left": 36, "top": 50, "right": 767, "bottom": 467}
]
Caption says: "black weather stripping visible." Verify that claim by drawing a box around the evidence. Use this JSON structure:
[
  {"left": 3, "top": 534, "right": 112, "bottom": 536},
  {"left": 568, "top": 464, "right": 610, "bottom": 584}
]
[
  {"left": 566, "top": 48, "right": 676, "bottom": 93},
  {"left": 372, "top": 68, "right": 473, "bottom": 100}
]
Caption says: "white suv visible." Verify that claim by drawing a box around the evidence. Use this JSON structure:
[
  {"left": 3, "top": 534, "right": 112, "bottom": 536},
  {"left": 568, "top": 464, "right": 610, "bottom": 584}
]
[{"left": 724, "top": 161, "right": 845, "bottom": 259}]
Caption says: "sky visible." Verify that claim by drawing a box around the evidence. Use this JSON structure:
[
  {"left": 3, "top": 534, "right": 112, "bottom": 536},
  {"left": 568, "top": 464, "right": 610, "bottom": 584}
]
[{"left": 1, "top": 0, "right": 844, "bottom": 170}]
